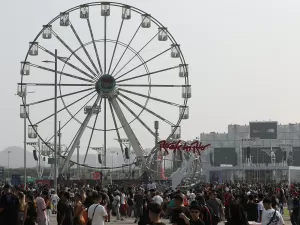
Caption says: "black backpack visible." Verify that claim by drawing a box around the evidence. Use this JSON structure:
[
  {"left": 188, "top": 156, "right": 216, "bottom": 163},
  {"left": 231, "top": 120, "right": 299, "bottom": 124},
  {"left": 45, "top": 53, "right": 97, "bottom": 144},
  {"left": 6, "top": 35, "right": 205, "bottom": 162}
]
[{"left": 199, "top": 204, "right": 213, "bottom": 225}]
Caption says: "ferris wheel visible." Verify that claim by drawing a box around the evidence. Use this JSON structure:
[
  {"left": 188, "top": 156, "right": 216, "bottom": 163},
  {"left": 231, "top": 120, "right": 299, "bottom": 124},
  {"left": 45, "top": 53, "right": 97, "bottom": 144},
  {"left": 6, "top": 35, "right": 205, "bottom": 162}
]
[{"left": 18, "top": 2, "right": 191, "bottom": 176}]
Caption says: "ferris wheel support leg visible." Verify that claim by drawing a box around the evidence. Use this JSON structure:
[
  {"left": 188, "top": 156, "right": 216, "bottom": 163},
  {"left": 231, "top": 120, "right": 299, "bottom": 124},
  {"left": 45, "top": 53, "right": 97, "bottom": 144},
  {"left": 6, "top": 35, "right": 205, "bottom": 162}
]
[
  {"left": 60, "top": 95, "right": 101, "bottom": 175},
  {"left": 109, "top": 97, "right": 147, "bottom": 169}
]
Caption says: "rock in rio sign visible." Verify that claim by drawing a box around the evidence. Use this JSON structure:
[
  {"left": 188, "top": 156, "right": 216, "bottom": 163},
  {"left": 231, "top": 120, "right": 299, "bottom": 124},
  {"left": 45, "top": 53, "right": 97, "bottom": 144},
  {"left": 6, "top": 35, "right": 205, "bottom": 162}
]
[{"left": 158, "top": 140, "right": 211, "bottom": 155}]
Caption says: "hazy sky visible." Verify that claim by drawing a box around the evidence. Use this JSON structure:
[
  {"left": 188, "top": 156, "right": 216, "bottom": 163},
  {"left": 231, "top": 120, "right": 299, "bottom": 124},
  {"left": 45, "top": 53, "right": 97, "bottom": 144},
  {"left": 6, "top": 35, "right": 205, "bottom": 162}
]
[{"left": 2, "top": 0, "right": 300, "bottom": 157}]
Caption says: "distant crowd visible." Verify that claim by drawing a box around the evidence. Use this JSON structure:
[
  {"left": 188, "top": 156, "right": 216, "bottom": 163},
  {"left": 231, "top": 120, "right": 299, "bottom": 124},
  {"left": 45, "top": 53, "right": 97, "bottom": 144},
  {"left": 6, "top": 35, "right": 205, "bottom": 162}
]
[{"left": 0, "top": 181, "right": 300, "bottom": 225}]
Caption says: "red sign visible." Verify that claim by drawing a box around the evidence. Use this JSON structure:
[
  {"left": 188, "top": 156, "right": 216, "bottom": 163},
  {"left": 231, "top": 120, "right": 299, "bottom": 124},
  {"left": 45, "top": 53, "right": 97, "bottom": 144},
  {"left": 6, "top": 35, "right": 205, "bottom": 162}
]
[
  {"left": 92, "top": 171, "right": 102, "bottom": 180},
  {"left": 158, "top": 140, "right": 211, "bottom": 155}
]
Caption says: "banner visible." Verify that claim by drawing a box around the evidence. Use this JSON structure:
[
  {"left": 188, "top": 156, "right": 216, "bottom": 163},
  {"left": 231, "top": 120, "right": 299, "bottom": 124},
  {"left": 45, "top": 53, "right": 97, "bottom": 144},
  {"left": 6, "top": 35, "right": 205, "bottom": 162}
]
[
  {"left": 11, "top": 174, "right": 21, "bottom": 186},
  {"left": 249, "top": 121, "right": 277, "bottom": 139},
  {"left": 214, "top": 148, "right": 237, "bottom": 166},
  {"left": 92, "top": 171, "right": 102, "bottom": 180}
]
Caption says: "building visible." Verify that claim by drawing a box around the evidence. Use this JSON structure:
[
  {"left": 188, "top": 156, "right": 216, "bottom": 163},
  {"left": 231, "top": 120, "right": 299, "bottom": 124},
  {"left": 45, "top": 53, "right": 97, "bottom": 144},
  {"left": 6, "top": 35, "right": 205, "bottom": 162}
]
[{"left": 200, "top": 122, "right": 300, "bottom": 183}]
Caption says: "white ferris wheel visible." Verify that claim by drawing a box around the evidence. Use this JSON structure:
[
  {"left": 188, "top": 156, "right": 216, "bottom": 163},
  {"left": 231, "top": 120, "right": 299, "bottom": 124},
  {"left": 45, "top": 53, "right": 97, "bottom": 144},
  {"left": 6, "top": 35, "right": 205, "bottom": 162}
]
[{"left": 18, "top": 2, "right": 191, "bottom": 178}]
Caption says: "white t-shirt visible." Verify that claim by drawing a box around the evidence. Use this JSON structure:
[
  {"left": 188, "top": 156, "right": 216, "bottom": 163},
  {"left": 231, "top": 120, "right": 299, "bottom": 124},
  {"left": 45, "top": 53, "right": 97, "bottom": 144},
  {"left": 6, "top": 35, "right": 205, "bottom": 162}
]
[
  {"left": 114, "top": 195, "right": 121, "bottom": 207},
  {"left": 120, "top": 193, "right": 126, "bottom": 205},
  {"left": 261, "top": 209, "right": 284, "bottom": 225},
  {"left": 51, "top": 194, "right": 59, "bottom": 205},
  {"left": 88, "top": 204, "right": 107, "bottom": 225},
  {"left": 152, "top": 195, "right": 163, "bottom": 205}
]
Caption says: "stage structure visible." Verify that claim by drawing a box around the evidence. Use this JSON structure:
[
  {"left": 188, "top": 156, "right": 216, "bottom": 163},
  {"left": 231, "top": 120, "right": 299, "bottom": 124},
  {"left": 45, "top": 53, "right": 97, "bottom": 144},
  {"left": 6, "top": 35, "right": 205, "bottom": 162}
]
[
  {"left": 200, "top": 122, "right": 300, "bottom": 183},
  {"left": 18, "top": 2, "right": 190, "bottom": 180}
]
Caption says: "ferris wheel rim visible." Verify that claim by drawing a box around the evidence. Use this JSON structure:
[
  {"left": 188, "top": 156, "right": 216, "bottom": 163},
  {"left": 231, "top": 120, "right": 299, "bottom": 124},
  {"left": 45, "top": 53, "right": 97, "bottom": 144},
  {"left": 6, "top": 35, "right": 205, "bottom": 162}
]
[{"left": 20, "top": 1, "right": 190, "bottom": 170}]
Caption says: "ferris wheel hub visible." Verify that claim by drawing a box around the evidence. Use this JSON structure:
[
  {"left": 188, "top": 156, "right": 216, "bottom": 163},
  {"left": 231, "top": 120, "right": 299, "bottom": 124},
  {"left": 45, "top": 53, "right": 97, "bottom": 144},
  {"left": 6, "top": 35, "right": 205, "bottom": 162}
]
[{"left": 95, "top": 74, "right": 116, "bottom": 95}]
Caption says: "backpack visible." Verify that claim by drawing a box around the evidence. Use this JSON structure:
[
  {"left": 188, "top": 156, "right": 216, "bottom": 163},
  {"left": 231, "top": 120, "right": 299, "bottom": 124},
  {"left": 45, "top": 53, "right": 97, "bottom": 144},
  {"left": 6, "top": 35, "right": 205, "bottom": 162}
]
[{"left": 199, "top": 204, "right": 213, "bottom": 225}]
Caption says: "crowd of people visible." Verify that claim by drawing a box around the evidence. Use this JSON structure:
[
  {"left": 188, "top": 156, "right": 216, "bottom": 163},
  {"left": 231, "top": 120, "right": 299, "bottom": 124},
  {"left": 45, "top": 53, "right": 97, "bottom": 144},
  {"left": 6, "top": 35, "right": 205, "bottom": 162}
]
[{"left": 0, "top": 181, "right": 300, "bottom": 225}]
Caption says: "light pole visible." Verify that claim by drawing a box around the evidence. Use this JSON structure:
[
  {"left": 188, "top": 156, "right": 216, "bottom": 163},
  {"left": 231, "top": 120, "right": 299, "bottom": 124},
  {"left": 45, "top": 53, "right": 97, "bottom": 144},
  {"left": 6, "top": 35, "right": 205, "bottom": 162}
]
[
  {"left": 154, "top": 121, "right": 159, "bottom": 180},
  {"left": 42, "top": 50, "right": 67, "bottom": 191},
  {"left": 7, "top": 150, "right": 11, "bottom": 182}
]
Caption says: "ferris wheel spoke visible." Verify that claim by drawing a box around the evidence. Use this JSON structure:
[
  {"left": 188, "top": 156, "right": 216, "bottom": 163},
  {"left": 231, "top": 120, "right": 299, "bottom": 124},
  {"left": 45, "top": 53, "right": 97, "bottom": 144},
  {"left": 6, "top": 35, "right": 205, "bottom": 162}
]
[
  {"left": 118, "top": 88, "right": 181, "bottom": 107},
  {"left": 113, "top": 32, "right": 159, "bottom": 78},
  {"left": 116, "top": 65, "right": 180, "bottom": 83},
  {"left": 39, "top": 45, "right": 95, "bottom": 80},
  {"left": 114, "top": 47, "right": 171, "bottom": 80},
  {"left": 28, "top": 88, "right": 93, "bottom": 106},
  {"left": 118, "top": 84, "right": 190, "bottom": 87},
  {"left": 35, "top": 90, "right": 95, "bottom": 125},
  {"left": 118, "top": 92, "right": 175, "bottom": 126},
  {"left": 87, "top": 19, "right": 103, "bottom": 75},
  {"left": 110, "top": 19, "right": 145, "bottom": 76},
  {"left": 108, "top": 19, "right": 125, "bottom": 75},
  {"left": 103, "top": 98, "right": 107, "bottom": 166},
  {"left": 46, "top": 93, "right": 97, "bottom": 143},
  {"left": 19, "top": 83, "right": 93, "bottom": 87},
  {"left": 60, "top": 94, "right": 101, "bottom": 174},
  {"left": 108, "top": 101, "right": 125, "bottom": 157},
  {"left": 104, "top": 16, "right": 107, "bottom": 74},
  {"left": 50, "top": 29, "right": 98, "bottom": 78},
  {"left": 83, "top": 98, "right": 103, "bottom": 164},
  {"left": 117, "top": 96, "right": 156, "bottom": 137},
  {"left": 30, "top": 63, "right": 94, "bottom": 83},
  {"left": 69, "top": 22, "right": 100, "bottom": 76}
]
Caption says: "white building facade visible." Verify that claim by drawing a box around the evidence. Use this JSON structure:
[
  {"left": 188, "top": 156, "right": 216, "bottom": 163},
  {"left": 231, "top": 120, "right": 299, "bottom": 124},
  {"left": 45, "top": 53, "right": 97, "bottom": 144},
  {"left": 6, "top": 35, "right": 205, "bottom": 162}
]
[{"left": 199, "top": 122, "right": 300, "bottom": 183}]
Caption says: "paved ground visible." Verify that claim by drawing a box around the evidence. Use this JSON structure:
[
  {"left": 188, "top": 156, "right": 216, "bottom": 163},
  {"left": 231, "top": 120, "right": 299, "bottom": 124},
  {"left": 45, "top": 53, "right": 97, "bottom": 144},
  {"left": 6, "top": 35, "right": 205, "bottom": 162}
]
[{"left": 49, "top": 215, "right": 292, "bottom": 225}]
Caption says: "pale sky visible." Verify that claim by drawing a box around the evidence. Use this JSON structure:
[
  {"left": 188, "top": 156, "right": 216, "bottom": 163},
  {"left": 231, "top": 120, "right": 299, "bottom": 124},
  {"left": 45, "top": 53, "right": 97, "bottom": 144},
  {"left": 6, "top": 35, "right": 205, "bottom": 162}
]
[{"left": 2, "top": 0, "right": 300, "bottom": 158}]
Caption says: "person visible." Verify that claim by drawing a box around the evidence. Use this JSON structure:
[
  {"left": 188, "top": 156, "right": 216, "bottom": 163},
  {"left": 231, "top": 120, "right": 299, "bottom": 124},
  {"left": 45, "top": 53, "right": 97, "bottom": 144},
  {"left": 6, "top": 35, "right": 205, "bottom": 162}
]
[
  {"left": 291, "top": 195, "right": 300, "bottom": 225},
  {"left": 43, "top": 191, "right": 51, "bottom": 225},
  {"left": 244, "top": 194, "right": 258, "bottom": 222},
  {"left": 194, "top": 195, "right": 212, "bottom": 225},
  {"left": 120, "top": 190, "right": 127, "bottom": 218},
  {"left": 223, "top": 187, "right": 232, "bottom": 220},
  {"left": 257, "top": 193, "right": 264, "bottom": 222},
  {"left": 278, "top": 188, "right": 286, "bottom": 215},
  {"left": 23, "top": 194, "right": 37, "bottom": 225},
  {"left": 179, "top": 204, "right": 205, "bottom": 225},
  {"left": 287, "top": 194, "right": 294, "bottom": 218},
  {"left": 127, "top": 193, "right": 134, "bottom": 218},
  {"left": 261, "top": 198, "right": 284, "bottom": 225},
  {"left": 134, "top": 188, "right": 144, "bottom": 223},
  {"left": 87, "top": 193, "right": 107, "bottom": 225},
  {"left": 147, "top": 203, "right": 166, "bottom": 225},
  {"left": 171, "top": 194, "right": 191, "bottom": 225},
  {"left": 73, "top": 193, "right": 85, "bottom": 225},
  {"left": 100, "top": 189, "right": 110, "bottom": 221},
  {"left": 206, "top": 192, "right": 223, "bottom": 225},
  {"left": 189, "top": 190, "right": 196, "bottom": 205},
  {"left": 0, "top": 184, "right": 20, "bottom": 225},
  {"left": 36, "top": 191, "right": 47, "bottom": 225},
  {"left": 112, "top": 191, "right": 122, "bottom": 221},
  {"left": 225, "top": 202, "right": 248, "bottom": 225},
  {"left": 152, "top": 191, "right": 163, "bottom": 206},
  {"left": 50, "top": 191, "right": 59, "bottom": 214},
  {"left": 18, "top": 192, "right": 26, "bottom": 225},
  {"left": 57, "top": 192, "right": 74, "bottom": 225}
]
